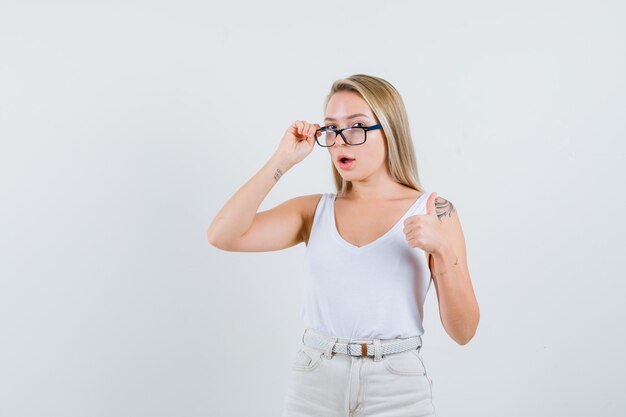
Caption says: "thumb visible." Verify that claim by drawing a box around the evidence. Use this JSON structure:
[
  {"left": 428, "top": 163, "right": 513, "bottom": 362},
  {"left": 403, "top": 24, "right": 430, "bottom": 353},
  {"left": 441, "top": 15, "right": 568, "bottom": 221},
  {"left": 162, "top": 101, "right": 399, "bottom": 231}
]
[{"left": 426, "top": 192, "right": 437, "bottom": 215}]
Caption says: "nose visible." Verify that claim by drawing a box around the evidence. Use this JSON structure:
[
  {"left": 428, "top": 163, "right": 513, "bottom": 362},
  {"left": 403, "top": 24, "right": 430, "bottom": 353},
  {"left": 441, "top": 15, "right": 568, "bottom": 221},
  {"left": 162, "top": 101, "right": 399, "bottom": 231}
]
[{"left": 331, "top": 140, "right": 350, "bottom": 155}]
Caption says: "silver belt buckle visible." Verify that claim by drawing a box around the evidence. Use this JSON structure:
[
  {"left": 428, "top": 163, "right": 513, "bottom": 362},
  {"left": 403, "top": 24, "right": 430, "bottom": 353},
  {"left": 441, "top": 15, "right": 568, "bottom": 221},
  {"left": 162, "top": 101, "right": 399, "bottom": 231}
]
[{"left": 346, "top": 342, "right": 368, "bottom": 357}]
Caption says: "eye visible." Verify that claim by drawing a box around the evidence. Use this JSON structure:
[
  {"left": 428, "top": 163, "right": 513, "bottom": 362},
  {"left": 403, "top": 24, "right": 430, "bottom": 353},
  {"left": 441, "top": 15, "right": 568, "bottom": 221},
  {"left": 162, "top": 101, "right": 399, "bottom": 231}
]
[{"left": 325, "top": 122, "right": 364, "bottom": 130}]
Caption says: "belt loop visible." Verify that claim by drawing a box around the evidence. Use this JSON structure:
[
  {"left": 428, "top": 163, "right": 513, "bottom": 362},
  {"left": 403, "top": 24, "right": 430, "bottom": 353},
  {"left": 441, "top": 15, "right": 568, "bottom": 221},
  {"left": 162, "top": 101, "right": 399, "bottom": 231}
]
[
  {"left": 323, "top": 336, "right": 338, "bottom": 360},
  {"left": 373, "top": 339, "right": 382, "bottom": 362}
]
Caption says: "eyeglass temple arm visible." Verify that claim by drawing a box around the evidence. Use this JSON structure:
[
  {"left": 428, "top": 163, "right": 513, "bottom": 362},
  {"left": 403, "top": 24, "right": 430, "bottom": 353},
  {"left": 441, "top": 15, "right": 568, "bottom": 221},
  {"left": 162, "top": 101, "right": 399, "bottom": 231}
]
[{"left": 363, "top": 123, "right": 383, "bottom": 131}]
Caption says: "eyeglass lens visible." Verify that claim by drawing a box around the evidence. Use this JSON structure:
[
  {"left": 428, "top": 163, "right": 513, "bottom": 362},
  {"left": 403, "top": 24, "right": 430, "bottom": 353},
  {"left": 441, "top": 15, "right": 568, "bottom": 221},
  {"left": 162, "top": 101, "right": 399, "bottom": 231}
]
[{"left": 321, "top": 128, "right": 366, "bottom": 147}]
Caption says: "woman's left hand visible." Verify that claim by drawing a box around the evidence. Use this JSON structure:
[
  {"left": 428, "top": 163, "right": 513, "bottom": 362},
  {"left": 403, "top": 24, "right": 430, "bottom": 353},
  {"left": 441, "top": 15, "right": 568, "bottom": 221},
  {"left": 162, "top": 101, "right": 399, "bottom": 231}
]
[{"left": 402, "top": 192, "right": 448, "bottom": 255}]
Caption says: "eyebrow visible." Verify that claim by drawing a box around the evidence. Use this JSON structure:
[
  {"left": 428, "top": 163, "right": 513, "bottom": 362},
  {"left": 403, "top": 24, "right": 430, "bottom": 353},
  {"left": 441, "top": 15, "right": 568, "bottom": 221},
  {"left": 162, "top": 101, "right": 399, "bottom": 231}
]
[{"left": 324, "top": 113, "right": 371, "bottom": 121}]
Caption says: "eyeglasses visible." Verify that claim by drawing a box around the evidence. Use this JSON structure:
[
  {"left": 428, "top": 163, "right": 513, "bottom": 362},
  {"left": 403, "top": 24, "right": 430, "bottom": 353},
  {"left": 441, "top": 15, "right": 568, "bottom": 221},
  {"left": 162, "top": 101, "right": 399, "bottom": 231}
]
[{"left": 314, "top": 123, "right": 383, "bottom": 147}]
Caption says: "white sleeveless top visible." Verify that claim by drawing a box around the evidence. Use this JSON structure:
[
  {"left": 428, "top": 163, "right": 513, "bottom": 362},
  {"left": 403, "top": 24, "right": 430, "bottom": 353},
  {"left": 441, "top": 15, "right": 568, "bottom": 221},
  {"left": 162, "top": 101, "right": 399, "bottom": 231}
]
[{"left": 300, "top": 191, "right": 433, "bottom": 340}]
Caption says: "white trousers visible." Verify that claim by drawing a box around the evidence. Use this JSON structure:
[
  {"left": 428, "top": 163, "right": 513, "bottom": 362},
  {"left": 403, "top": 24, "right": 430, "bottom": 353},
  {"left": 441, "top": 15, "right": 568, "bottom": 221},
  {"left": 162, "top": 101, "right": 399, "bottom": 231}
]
[{"left": 280, "top": 327, "right": 436, "bottom": 417}]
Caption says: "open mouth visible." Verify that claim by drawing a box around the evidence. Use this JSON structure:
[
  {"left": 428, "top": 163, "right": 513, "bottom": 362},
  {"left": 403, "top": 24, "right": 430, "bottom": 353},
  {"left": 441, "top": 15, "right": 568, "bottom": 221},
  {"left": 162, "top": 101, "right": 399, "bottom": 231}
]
[{"left": 337, "top": 155, "right": 356, "bottom": 169}]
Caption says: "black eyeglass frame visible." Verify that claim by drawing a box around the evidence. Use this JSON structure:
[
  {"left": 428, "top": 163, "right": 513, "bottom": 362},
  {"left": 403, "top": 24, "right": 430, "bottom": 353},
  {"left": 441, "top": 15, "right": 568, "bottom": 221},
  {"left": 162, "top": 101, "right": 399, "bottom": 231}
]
[{"left": 314, "top": 123, "right": 383, "bottom": 147}]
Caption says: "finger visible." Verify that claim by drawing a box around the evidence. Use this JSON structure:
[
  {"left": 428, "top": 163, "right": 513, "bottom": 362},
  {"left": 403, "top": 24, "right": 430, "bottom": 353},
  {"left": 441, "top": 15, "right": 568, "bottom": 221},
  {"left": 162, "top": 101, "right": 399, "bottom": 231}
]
[
  {"left": 311, "top": 123, "right": 320, "bottom": 137},
  {"left": 307, "top": 123, "right": 319, "bottom": 138},
  {"left": 293, "top": 120, "right": 300, "bottom": 136},
  {"left": 295, "top": 120, "right": 304, "bottom": 136}
]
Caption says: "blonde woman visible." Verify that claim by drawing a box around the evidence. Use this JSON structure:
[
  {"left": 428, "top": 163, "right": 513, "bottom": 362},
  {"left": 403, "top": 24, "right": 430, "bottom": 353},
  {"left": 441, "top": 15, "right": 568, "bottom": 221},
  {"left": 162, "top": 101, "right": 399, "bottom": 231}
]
[{"left": 207, "top": 74, "right": 480, "bottom": 417}]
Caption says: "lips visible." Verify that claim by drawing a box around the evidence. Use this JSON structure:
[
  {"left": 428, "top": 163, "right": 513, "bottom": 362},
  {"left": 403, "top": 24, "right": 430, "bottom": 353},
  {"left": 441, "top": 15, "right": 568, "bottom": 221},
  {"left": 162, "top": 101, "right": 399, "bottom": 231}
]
[
  {"left": 337, "top": 154, "right": 355, "bottom": 163},
  {"left": 337, "top": 154, "right": 356, "bottom": 170}
]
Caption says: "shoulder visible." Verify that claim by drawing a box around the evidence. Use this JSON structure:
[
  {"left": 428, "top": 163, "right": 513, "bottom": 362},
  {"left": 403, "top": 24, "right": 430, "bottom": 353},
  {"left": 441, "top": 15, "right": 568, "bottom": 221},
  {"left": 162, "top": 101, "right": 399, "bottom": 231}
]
[
  {"left": 427, "top": 192, "right": 466, "bottom": 263},
  {"left": 287, "top": 193, "right": 326, "bottom": 220},
  {"left": 427, "top": 193, "right": 462, "bottom": 235},
  {"left": 432, "top": 193, "right": 458, "bottom": 222}
]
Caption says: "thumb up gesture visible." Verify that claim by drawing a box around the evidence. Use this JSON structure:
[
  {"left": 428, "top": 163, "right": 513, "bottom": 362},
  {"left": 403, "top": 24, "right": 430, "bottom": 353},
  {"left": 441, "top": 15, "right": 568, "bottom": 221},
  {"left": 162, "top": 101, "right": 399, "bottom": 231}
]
[{"left": 402, "top": 192, "right": 448, "bottom": 254}]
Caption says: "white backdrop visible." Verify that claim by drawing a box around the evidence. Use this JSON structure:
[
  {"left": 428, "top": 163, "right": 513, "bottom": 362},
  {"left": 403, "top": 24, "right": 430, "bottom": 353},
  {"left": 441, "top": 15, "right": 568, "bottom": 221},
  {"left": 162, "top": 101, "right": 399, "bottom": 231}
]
[{"left": 1, "top": 0, "right": 625, "bottom": 416}]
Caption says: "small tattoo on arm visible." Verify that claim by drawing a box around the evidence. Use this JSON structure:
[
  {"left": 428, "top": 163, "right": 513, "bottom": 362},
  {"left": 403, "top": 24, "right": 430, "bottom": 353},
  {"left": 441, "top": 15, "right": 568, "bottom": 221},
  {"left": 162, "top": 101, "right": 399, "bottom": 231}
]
[
  {"left": 435, "top": 197, "right": 456, "bottom": 221},
  {"left": 273, "top": 168, "right": 283, "bottom": 182}
]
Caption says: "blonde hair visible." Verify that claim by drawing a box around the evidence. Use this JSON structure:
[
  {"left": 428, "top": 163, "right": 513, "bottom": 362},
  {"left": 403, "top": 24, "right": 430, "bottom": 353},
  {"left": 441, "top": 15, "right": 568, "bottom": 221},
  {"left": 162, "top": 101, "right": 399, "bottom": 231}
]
[{"left": 323, "top": 74, "right": 424, "bottom": 197}]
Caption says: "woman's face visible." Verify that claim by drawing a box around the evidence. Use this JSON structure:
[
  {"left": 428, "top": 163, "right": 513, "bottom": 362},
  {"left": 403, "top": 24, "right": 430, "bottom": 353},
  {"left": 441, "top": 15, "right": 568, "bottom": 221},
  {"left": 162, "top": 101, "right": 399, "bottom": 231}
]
[{"left": 324, "top": 91, "right": 387, "bottom": 181}]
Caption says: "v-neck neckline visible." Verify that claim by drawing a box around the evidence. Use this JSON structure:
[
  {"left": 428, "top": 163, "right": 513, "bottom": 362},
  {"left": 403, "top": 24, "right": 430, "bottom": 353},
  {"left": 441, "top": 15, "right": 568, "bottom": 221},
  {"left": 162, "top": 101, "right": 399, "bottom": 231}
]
[{"left": 329, "top": 192, "right": 428, "bottom": 252}]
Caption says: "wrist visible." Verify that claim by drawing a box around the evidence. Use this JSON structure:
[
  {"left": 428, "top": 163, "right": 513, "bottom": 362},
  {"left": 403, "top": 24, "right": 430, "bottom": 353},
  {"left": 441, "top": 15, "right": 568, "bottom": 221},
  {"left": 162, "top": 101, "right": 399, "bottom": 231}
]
[
  {"left": 269, "top": 151, "right": 294, "bottom": 173},
  {"left": 431, "top": 244, "right": 459, "bottom": 278},
  {"left": 433, "top": 243, "right": 453, "bottom": 259}
]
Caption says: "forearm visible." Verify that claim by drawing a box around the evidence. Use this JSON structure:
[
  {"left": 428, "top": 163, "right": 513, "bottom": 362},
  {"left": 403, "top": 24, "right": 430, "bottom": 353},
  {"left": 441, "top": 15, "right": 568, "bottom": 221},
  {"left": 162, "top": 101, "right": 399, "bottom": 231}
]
[
  {"left": 431, "top": 245, "right": 480, "bottom": 344},
  {"left": 207, "top": 151, "right": 293, "bottom": 244}
]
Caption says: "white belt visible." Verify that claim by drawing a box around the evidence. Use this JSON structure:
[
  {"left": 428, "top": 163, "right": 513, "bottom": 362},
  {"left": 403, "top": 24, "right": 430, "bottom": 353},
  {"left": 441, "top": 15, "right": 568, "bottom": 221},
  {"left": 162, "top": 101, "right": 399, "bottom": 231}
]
[{"left": 302, "top": 328, "right": 422, "bottom": 358}]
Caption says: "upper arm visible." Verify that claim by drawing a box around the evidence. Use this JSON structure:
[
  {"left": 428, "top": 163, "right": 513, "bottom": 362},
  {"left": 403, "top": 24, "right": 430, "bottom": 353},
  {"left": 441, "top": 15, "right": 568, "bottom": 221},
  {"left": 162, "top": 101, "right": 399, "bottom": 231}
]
[
  {"left": 213, "top": 194, "right": 318, "bottom": 252},
  {"left": 436, "top": 195, "right": 467, "bottom": 263},
  {"left": 428, "top": 195, "right": 468, "bottom": 295}
]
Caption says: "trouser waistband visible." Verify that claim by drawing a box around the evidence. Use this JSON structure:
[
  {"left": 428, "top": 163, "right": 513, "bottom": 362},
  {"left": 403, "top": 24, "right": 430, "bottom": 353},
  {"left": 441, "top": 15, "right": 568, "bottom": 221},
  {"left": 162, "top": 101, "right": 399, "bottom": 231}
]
[{"left": 302, "top": 327, "right": 422, "bottom": 361}]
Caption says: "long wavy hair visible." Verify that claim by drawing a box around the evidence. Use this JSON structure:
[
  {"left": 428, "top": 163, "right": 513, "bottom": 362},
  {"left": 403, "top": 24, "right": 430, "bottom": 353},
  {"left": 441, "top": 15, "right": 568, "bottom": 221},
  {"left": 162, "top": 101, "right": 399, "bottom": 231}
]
[{"left": 323, "top": 74, "right": 424, "bottom": 197}]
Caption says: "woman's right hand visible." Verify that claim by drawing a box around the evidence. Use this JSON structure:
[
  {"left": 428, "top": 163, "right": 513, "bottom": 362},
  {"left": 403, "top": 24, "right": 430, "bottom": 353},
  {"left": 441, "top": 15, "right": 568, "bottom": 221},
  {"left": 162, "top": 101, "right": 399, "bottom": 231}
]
[{"left": 274, "top": 120, "right": 321, "bottom": 168}]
